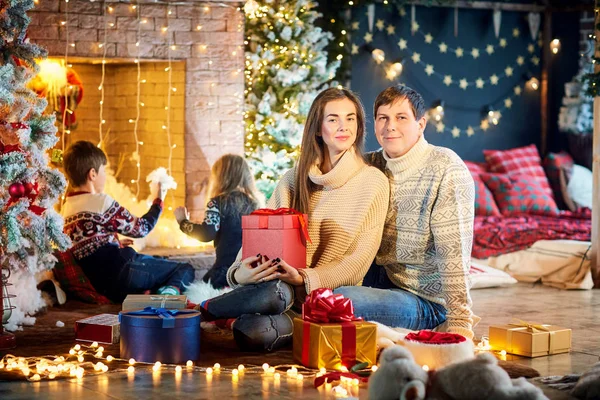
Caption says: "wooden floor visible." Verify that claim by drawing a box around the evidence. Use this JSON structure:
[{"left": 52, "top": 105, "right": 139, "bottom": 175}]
[{"left": 0, "top": 282, "right": 598, "bottom": 399}]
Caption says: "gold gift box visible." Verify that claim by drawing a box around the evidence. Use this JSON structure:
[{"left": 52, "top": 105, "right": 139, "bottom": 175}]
[
  {"left": 489, "top": 324, "right": 571, "bottom": 358},
  {"left": 122, "top": 294, "right": 187, "bottom": 311},
  {"left": 292, "top": 317, "right": 377, "bottom": 370}
]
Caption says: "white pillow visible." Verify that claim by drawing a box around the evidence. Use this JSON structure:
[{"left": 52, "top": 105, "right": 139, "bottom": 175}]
[
  {"left": 567, "top": 164, "right": 593, "bottom": 209},
  {"left": 469, "top": 262, "right": 517, "bottom": 289}
]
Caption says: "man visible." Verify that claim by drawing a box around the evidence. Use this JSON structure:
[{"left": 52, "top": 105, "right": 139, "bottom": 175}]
[{"left": 335, "top": 85, "right": 476, "bottom": 339}]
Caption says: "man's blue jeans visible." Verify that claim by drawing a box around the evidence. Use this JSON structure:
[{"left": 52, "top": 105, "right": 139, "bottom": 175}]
[{"left": 334, "top": 263, "right": 447, "bottom": 330}]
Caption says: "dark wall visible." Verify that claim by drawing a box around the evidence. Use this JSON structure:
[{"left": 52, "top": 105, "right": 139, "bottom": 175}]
[{"left": 348, "top": 4, "right": 580, "bottom": 161}]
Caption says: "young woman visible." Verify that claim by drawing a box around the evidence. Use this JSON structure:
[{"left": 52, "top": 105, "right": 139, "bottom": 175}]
[
  {"left": 199, "top": 88, "right": 390, "bottom": 351},
  {"left": 174, "top": 154, "right": 261, "bottom": 289}
]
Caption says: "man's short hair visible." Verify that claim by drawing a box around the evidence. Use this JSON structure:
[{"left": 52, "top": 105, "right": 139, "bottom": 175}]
[
  {"left": 63, "top": 141, "right": 107, "bottom": 187},
  {"left": 374, "top": 84, "right": 426, "bottom": 120}
]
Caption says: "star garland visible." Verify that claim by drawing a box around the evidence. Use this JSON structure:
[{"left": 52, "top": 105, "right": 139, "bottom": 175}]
[
  {"left": 430, "top": 83, "right": 525, "bottom": 138},
  {"left": 353, "top": 10, "right": 541, "bottom": 90}
]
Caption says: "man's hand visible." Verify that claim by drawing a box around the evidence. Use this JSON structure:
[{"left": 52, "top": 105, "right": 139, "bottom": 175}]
[{"left": 174, "top": 206, "right": 189, "bottom": 224}]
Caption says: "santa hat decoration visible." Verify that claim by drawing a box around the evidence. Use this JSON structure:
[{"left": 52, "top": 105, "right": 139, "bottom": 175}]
[{"left": 402, "top": 330, "right": 474, "bottom": 370}]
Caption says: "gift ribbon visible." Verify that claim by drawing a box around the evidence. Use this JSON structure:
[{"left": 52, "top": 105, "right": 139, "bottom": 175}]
[
  {"left": 505, "top": 320, "right": 557, "bottom": 355},
  {"left": 122, "top": 307, "right": 196, "bottom": 329},
  {"left": 251, "top": 208, "right": 312, "bottom": 244},
  {"left": 508, "top": 319, "right": 550, "bottom": 333},
  {"left": 301, "top": 288, "right": 361, "bottom": 367},
  {"left": 150, "top": 295, "right": 179, "bottom": 309}
]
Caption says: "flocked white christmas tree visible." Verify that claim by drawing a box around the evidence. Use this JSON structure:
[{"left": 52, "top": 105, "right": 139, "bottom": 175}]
[
  {"left": 244, "top": 0, "right": 340, "bottom": 197},
  {"left": 558, "top": 56, "right": 594, "bottom": 135},
  {"left": 0, "top": 0, "right": 71, "bottom": 330}
]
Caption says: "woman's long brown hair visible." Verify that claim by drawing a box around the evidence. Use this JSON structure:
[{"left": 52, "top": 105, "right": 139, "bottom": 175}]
[{"left": 291, "top": 88, "right": 367, "bottom": 214}]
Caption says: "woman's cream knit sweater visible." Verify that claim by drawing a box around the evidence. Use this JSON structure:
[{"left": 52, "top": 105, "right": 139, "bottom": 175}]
[{"left": 227, "top": 149, "right": 390, "bottom": 294}]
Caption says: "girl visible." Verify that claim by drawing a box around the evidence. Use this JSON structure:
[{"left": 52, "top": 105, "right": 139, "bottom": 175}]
[
  {"left": 174, "top": 154, "right": 261, "bottom": 289},
  {"left": 199, "top": 88, "right": 390, "bottom": 352}
]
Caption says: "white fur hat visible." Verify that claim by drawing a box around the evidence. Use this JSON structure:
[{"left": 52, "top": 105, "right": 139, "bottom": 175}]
[{"left": 402, "top": 331, "right": 474, "bottom": 370}]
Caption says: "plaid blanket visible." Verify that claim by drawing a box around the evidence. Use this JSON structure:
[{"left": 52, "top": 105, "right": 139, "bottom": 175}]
[
  {"left": 53, "top": 250, "right": 112, "bottom": 304},
  {"left": 472, "top": 208, "right": 591, "bottom": 259}
]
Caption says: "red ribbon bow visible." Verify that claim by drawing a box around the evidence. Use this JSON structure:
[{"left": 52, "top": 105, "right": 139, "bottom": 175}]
[
  {"left": 302, "top": 288, "right": 361, "bottom": 323},
  {"left": 251, "top": 207, "right": 312, "bottom": 243},
  {"left": 405, "top": 330, "right": 466, "bottom": 345}
]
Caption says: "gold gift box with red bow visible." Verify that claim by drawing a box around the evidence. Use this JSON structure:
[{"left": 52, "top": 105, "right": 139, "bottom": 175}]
[
  {"left": 489, "top": 321, "right": 571, "bottom": 358},
  {"left": 292, "top": 288, "right": 377, "bottom": 370}
]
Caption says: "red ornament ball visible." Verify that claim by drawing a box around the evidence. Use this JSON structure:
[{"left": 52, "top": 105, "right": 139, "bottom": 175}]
[
  {"left": 8, "top": 182, "right": 25, "bottom": 198},
  {"left": 23, "top": 182, "right": 34, "bottom": 195}
]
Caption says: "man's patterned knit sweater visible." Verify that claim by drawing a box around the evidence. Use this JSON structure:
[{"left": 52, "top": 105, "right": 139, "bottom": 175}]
[{"left": 366, "top": 135, "right": 476, "bottom": 339}]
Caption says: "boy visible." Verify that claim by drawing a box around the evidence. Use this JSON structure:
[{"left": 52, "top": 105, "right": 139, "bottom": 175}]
[
  {"left": 335, "top": 85, "right": 477, "bottom": 339},
  {"left": 62, "top": 140, "right": 194, "bottom": 302}
]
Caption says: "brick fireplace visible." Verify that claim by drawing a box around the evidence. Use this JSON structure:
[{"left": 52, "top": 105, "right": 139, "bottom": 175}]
[{"left": 28, "top": 0, "right": 245, "bottom": 220}]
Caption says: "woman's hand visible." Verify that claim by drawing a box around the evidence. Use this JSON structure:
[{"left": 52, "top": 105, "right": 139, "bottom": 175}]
[
  {"left": 273, "top": 259, "right": 304, "bottom": 286},
  {"left": 174, "top": 206, "right": 189, "bottom": 224},
  {"left": 234, "top": 254, "right": 281, "bottom": 285}
]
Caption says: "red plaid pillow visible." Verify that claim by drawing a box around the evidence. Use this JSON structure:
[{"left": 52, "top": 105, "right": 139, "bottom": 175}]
[
  {"left": 480, "top": 173, "right": 559, "bottom": 217},
  {"left": 483, "top": 145, "right": 553, "bottom": 196},
  {"left": 543, "top": 152, "right": 574, "bottom": 210},
  {"left": 465, "top": 161, "right": 500, "bottom": 216},
  {"left": 53, "top": 250, "right": 112, "bottom": 304}
]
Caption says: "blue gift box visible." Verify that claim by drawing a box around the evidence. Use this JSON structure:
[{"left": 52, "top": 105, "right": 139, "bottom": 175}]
[{"left": 119, "top": 307, "right": 201, "bottom": 364}]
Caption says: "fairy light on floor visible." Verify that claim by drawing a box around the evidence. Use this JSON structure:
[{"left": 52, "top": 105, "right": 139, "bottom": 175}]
[{"left": 98, "top": 2, "right": 108, "bottom": 147}]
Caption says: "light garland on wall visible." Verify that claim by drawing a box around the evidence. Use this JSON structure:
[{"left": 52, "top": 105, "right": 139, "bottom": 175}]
[
  {"left": 60, "top": 0, "right": 70, "bottom": 151},
  {"left": 165, "top": 7, "right": 174, "bottom": 176},
  {"left": 359, "top": 35, "right": 539, "bottom": 90},
  {"left": 98, "top": 1, "right": 108, "bottom": 148},
  {"left": 131, "top": 2, "right": 142, "bottom": 200}
]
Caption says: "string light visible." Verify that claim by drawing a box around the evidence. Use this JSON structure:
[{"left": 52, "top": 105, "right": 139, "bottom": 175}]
[
  {"left": 132, "top": 1, "right": 143, "bottom": 200},
  {"left": 61, "top": 0, "right": 70, "bottom": 151},
  {"left": 550, "top": 38, "right": 561, "bottom": 54},
  {"left": 98, "top": 3, "right": 108, "bottom": 147}
]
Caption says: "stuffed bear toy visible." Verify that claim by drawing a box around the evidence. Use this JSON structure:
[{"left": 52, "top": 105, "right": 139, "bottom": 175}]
[{"left": 369, "top": 345, "right": 548, "bottom": 400}]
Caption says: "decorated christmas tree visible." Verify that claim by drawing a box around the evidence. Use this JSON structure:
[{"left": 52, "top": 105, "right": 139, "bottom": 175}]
[
  {"left": 1, "top": 0, "right": 71, "bottom": 330},
  {"left": 244, "top": 0, "right": 340, "bottom": 197}
]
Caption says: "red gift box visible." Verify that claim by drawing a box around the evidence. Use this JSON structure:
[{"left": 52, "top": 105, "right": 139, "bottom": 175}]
[
  {"left": 241, "top": 208, "right": 309, "bottom": 269},
  {"left": 75, "top": 314, "right": 120, "bottom": 344}
]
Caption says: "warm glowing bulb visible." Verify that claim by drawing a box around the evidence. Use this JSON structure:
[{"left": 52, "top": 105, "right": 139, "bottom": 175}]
[
  {"left": 175, "top": 366, "right": 182, "bottom": 373},
  {"left": 129, "top": 358, "right": 136, "bottom": 365},
  {"left": 74, "top": 345, "right": 81, "bottom": 350},
  {"left": 187, "top": 360, "right": 194, "bottom": 367},
  {"left": 232, "top": 369, "right": 239, "bottom": 376},
  {"left": 262, "top": 363, "right": 269, "bottom": 371},
  {"left": 106, "top": 356, "right": 113, "bottom": 362},
  {"left": 213, "top": 363, "right": 220, "bottom": 369},
  {"left": 127, "top": 366, "right": 135, "bottom": 373},
  {"left": 91, "top": 342, "right": 99, "bottom": 348},
  {"left": 422, "top": 365, "right": 430, "bottom": 371},
  {"left": 500, "top": 350, "right": 507, "bottom": 356},
  {"left": 206, "top": 367, "right": 213, "bottom": 374}
]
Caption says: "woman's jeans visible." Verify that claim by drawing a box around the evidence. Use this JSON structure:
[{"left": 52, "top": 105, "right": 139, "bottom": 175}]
[
  {"left": 334, "top": 263, "right": 447, "bottom": 330},
  {"left": 200, "top": 280, "right": 296, "bottom": 352}
]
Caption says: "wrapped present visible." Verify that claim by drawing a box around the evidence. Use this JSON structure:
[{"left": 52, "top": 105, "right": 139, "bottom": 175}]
[
  {"left": 75, "top": 314, "right": 120, "bottom": 344},
  {"left": 489, "top": 320, "right": 571, "bottom": 358},
  {"left": 242, "top": 208, "right": 310, "bottom": 269},
  {"left": 293, "top": 288, "right": 377, "bottom": 370},
  {"left": 122, "top": 294, "right": 187, "bottom": 311},
  {"left": 119, "top": 307, "right": 201, "bottom": 364}
]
